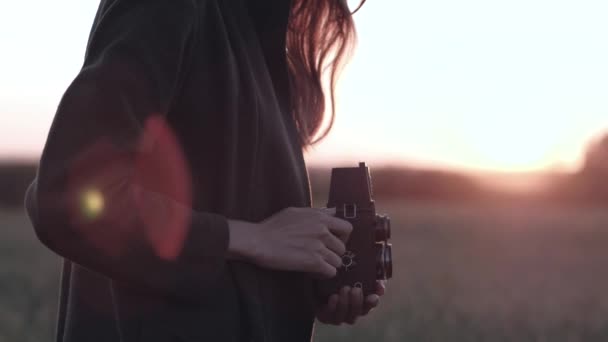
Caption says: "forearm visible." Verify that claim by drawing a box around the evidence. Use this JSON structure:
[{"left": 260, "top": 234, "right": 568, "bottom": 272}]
[
  {"left": 226, "top": 219, "right": 261, "bottom": 263},
  {"left": 26, "top": 177, "right": 231, "bottom": 302}
]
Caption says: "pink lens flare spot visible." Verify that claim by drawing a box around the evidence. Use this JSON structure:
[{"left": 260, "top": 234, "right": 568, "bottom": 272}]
[{"left": 132, "top": 114, "right": 192, "bottom": 261}]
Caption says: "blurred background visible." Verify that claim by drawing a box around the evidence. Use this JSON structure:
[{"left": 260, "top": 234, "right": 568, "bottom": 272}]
[{"left": 2, "top": 0, "right": 608, "bottom": 341}]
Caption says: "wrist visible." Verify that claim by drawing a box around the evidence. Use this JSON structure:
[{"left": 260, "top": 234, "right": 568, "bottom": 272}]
[{"left": 226, "top": 219, "right": 261, "bottom": 262}]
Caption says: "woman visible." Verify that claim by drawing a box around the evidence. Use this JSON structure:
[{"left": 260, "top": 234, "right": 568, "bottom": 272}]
[{"left": 25, "top": 0, "right": 384, "bottom": 341}]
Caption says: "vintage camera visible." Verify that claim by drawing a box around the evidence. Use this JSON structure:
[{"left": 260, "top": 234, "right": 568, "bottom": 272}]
[{"left": 316, "top": 162, "right": 393, "bottom": 299}]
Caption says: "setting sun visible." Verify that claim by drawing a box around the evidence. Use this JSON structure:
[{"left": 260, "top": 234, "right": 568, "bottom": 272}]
[
  {"left": 304, "top": 0, "right": 608, "bottom": 173},
  {"left": 442, "top": 112, "right": 583, "bottom": 172},
  {"left": 1, "top": 0, "right": 607, "bottom": 174},
  {"left": 3, "top": 1, "right": 608, "bottom": 341}
]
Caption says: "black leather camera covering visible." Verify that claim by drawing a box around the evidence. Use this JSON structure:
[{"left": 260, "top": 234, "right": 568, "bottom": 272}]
[{"left": 315, "top": 162, "right": 392, "bottom": 299}]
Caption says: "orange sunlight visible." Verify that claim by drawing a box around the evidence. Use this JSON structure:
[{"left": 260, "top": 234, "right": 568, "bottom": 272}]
[{"left": 1, "top": 0, "right": 607, "bottom": 176}]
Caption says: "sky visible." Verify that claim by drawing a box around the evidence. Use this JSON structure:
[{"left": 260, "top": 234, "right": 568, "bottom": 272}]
[{"left": 1, "top": 0, "right": 607, "bottom": 173}]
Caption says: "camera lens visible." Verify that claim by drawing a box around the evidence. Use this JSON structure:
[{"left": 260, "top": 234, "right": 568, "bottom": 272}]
[
  {"left": 375, "top": 243, "right": 393, "bottom": 280},
  {"left": 375, "top": 214, "right": 391, "bottom": 241},
  {"left": 375, "top": 243, "right": 385, "bottom": 279},
  {"left": 375, "top": 243, "right": 392, "bottom": 280},
  {"left": 384, "top": 243, "right": 392, "bottom": 279}
]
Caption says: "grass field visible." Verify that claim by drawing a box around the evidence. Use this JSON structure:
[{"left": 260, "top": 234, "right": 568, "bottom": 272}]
[{"left": 3, "top": 200, "right": 608, "bottom": 341}]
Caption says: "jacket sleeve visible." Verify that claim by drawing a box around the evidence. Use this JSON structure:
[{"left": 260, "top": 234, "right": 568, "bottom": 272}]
[{"left": 24, "top": 0, "right": 230, "bottom": 303}]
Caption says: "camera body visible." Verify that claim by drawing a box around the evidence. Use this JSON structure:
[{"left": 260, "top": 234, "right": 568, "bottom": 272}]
[{"left": 315, "top": 162, "right": 393, "bottom": 299}]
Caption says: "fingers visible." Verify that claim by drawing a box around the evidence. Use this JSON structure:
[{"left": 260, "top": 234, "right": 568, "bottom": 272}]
[
  {"left": 316, "top": 207, "right": 353, "bottom": 244},
  {"left": 316, "top": 258, "right": 338, "bottom": 279},
  {"left": 362, "top": 294, "right": 380, "bottom": 315},
  {"left": 319, "top": 207, "right": 337, "bottom": 216},
  {"left": 346, "top": 287, "right": 363, "bottom": 324},
  {"left": 316, "top": 287, "right": 382, "bottom": 325},
  {"left": 326, "top": 294, "right": 339, "bottom": 312},
  {"left": 335, "top": 286, "right": 350, "bottom": 323},
  {"left": 320, "top": 246, "right": 342, "bottom": 269},
  {"left": 377, "top": 280, "right": 386, "bottom": 296},
  {"left": 320, "top": 210, "right": 353, "bottom": 243},
  {"left": 322, "top": 230, "right": 346, "bottom": 257},
  {"left": 362, "top": 281, "right": 385, "bottom": 315},
  {"left": 316, "top": 294, "right": 339, "bottom": 324}
]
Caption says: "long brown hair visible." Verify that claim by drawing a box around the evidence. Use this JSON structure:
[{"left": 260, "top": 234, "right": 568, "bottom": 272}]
[{"left": 286, "top": 0, "right": 365, "bottom": 149}]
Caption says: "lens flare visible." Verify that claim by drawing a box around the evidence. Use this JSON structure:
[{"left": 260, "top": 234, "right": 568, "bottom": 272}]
[
  {"left": 79, "top": 188, "right": 105, "bottom": 221},
  {"left": 133, "top": 115, "right": 192, "bottom": 261},
  {"left": 66, "top": 114, "right": 192, "bottom": 263}
]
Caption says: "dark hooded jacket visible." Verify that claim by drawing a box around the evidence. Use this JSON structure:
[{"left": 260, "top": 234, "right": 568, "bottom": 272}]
[{"left": 24, "top": 0, "right": 319, "bottom": 341}]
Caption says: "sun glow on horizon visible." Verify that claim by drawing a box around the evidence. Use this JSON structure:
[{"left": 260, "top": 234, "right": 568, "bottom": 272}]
[
  {"left": 304, "top": 0, "right": 608, "bottom": 173},
  {"left": 1, "top": 0, "right": 608, "bottom": 174}
]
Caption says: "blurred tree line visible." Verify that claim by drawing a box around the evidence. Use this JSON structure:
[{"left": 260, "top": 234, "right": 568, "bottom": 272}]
[
  {"left": 542, "top": 134, "right": 608, "bottom": 205},
  {"left": 2, "top": 133, "right": 608, "bottom": 209},
  {"left": 308, "top": 167, "right": 484, "bottom": 203},
  {"left": 0, "top": 163, "right": 37, "bottom": 209}
]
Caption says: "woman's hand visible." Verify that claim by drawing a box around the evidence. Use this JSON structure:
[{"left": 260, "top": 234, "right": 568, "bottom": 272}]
[
  {"left": 316, "top": 280, "right": 386, "bottom": 325},
  {"left": 228, "top": 207, "right": 353, "bottom": 278}
]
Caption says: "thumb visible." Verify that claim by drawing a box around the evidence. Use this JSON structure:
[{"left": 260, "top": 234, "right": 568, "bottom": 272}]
[{"left": 318, "top": 207, "right": 337, "bottom": 216}]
